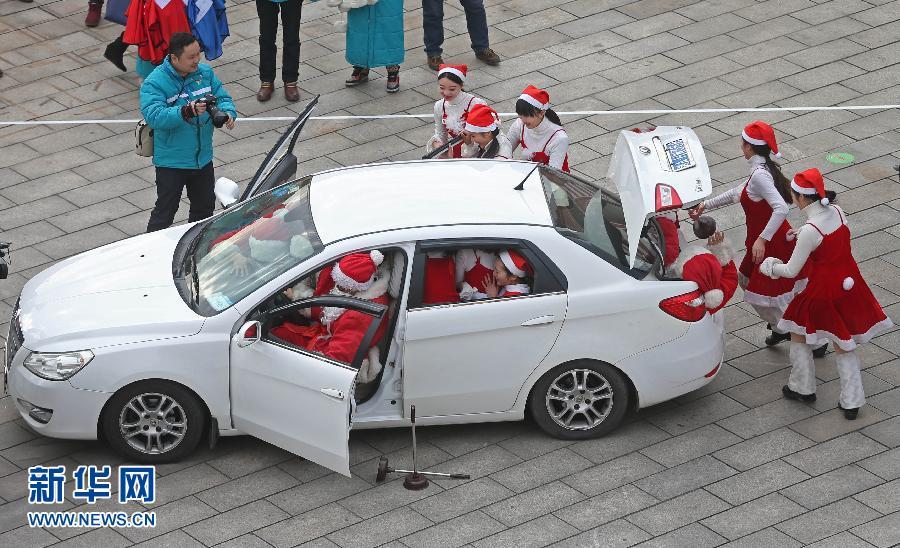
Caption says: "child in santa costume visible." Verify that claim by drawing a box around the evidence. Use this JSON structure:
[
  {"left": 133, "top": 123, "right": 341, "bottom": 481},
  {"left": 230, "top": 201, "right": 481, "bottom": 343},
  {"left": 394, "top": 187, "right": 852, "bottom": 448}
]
[
  {"left": 484, "top": 249, "right": 532, "bottom": 298},
  {"left": 462, "top": 103, "right": 512, "bottom": 159},
  {"left": 507, "top": 85, "right": 570, "bottom": 172},
  {"left": 422, "top": 251, "right": 459, "bottom": 305},
  {"left": 690, "top": 121, "right": 819, "bottom": 351},
  {"left": 670, "top": 215, "right": 738, "bottom": 315},
  {"left": 427, "top": 64, "right": 485, "bottom": 158},
  {"left": 456, "top": 248, "right": 497, "bottom": 301},
  {"left": 760, "top": 169, "right": 893, "bottom": 419}
]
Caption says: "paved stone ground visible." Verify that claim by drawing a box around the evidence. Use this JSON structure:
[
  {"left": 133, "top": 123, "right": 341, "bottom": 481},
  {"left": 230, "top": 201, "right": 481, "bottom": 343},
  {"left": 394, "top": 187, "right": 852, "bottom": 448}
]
[{"left": 1, "top": 0, "right": 900, "bottom": 546}]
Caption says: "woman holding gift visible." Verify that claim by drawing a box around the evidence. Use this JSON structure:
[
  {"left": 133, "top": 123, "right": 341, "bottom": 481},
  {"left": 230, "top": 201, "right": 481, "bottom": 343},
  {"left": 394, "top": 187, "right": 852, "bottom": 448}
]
[{"left": 760, "top": 168, "right": 893, "bottom": 419}]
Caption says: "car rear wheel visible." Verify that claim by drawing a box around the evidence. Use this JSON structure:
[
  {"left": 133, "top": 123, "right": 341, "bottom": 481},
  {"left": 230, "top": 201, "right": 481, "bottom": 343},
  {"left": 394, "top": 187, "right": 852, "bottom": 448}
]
[
  {"left": 102, "top": 381, "right": 205, "bottom": 463},
  {"left": 529, "top": 361, "right": 629, "bottom": 440}
]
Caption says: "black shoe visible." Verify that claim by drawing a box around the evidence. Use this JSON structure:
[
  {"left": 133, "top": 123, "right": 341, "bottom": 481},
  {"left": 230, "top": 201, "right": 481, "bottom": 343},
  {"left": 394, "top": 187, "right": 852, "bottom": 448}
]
[
  {"left": 782, "top": 385, "right": 816, "bottom": 403},
  {"left": 840, "top": 405, "right": 859, "bottom": 420},
  {"left": 765, "top": 330, "right": 790, "bottom": 346},
  {"left": 812, "top": 342, "right": 828, "bottom": 358},
  {"left": 103, "top": 35, "right": 128, "bottom": 72}
]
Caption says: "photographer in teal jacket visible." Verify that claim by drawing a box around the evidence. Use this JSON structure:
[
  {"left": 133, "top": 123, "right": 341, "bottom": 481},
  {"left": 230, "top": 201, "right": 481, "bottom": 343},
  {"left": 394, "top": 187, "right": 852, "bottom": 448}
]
[{"left": 140, "top": 32, "right": 237, "bottom": 233}]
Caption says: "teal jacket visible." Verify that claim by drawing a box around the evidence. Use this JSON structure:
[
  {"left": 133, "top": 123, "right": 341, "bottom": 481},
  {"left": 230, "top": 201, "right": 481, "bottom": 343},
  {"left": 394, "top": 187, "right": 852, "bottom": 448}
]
[
  {"left": 345, "top": 0, "right": 404, "bottom": 68},
  {"left": 140, "top": 59, "right": 237, "bottom": 169}
]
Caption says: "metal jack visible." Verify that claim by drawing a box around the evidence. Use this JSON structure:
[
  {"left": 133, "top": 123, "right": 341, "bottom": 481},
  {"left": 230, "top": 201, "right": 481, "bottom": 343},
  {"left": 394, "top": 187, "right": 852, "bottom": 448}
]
[{"left": 375, "top": 405, "right": 470, "bottom": 490}]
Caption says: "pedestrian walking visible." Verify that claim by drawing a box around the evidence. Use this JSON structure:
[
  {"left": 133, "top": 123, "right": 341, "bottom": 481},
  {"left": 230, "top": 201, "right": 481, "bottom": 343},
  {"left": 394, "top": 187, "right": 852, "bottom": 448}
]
[
  {"left": 255, "top": 0, "right": 302, "bottom": 102},
  {"left": 422, "top": 0, "right": 499, "bottom": 70}
]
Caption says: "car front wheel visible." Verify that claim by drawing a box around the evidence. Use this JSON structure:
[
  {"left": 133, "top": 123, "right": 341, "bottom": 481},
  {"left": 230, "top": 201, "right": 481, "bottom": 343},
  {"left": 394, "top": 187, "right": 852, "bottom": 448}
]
[
  {"left": 529, "top": 361, "right": 629, "bottom": 440},
  {"left": 102, "top": 381, "right": 205, "bottom": 463}
]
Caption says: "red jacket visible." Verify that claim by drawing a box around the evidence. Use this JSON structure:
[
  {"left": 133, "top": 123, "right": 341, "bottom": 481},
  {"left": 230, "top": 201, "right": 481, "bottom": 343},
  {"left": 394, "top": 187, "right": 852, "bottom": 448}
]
[
  {"left": 124, "top": 0, "right": 191, "bottom": 64},
  {"left": 308, "top": 294, "right": 389, "bottom": 363}
]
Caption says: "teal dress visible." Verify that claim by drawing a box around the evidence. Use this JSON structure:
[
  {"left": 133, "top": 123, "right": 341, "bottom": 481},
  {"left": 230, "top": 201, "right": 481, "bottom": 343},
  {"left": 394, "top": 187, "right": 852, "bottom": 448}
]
[{"left": 345, "top": 0, "right": 404, "bottom": 68}]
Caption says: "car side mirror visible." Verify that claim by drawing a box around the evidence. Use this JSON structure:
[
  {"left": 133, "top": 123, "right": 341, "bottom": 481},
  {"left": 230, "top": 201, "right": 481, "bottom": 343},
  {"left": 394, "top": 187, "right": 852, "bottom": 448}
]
[
  {"left": 215, "top": 177, "right": 240, "bottom": 209},
  {"left": 237, "top": 320, "right": 261, "bottom": 347}
]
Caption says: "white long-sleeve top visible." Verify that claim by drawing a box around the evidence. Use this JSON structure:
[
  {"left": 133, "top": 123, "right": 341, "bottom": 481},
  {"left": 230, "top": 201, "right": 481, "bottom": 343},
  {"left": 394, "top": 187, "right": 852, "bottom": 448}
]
[
  {"left": 474, "top": 132, "right": 513, "bottom": 159},
  {"left": 431, "top": 91, "right": 486, "bottom": 145},
  {"left": 702, "top": 155, "right": 789, "bottom": 242},
  {"left": 507, "top": 117, "right": 570, "bottom": 170},
  {"left": 772, "top": 201, "right": 845, "bottom": 279}
]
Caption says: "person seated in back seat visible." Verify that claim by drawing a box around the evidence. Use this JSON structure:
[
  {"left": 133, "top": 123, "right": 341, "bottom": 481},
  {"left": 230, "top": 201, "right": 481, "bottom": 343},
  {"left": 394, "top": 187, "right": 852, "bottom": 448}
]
[
  {"left": 422, "top": 250, "right": 459, "bottom": 305},
  {"left": 484, "top": 249, "right": 532, "bottom": 298},
  {"left": 456, "top": 248, "right": 497, "bottom": 301}
]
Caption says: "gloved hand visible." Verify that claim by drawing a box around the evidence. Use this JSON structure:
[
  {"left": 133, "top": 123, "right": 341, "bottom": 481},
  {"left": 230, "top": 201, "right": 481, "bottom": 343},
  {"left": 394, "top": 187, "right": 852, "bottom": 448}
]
[
  {"left": 785, "top": 228, "right": 799, "bottom": 242},
  {"left": 458, "top": 282, "right": 477, "bottom": 301},
  {"left": 759, "top": 257, "right": 783, "bottom": 279}
]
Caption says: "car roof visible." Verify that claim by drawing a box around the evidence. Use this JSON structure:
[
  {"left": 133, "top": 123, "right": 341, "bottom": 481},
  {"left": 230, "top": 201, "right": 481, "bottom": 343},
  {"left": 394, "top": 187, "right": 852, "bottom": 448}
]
[{"left": 309, "top": 160, "right": 553, "bottom": 244}]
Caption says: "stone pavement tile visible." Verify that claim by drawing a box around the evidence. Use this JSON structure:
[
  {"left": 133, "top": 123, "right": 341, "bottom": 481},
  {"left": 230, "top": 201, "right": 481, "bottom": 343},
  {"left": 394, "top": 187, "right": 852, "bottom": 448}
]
[
  {"left": 562, "top": 452, "right": 664, "bottom": 498},
  {"left": 413, "top": 478, "right": 514, "bottom": 523},
  {"left": 49, "top": 527, "right": 131, "bottom": 548},
  {"left": 554, "top": 9, "right": 634, "bottom": 40},
  {"left": 719, "top": 527, "right": 802, "bottom": 548},
  {"left": 718, "top": 398, "right": 820, "bottom": 440},
  {"left": 490, "top": 447, "right": 592, "bottom": 494},
  {"left": 0, "top": 437, "right": 85, "bottom": 469},
  {"left": 0, "top": 421, "right": 35, "bottom": 451},
  {"left": 268, "top": 473, "right": 371, "bottom": 516},
  {"left": 613, "top": 11, "right": 694, "bottom": 41},
  {"left": 196, "top": 465, "right": 300, "bottom": 513},
  {"left": 656, "top": 78, "right": 741, "bottom": 110},
  {"left": 33, "top": 224, "right": 128, "bottom": 260},
  {"left": 702, "top": 492, "right": 806, "bottom": 541},
  {"left": 119, "top": 495, "right": 218, "bottom": 544},
  {"left": 131, "top": 529, "right": 206, "bottom": 548},
  {"left": 782, "top": 464, "right": 884, "bottom": 510},
  {"left": 338, "top": 475, "right": 444, "bottom": 520},
  {"left": 277, "top": 456, "right": 338, "bottom": 485},
  {"left": 775, "top": 109, "right": 861, "bottom": 140},
  {"left": 785, "top": 38, "right": 870, "bottom": 69},
  {"left": 618, "top": 0, "right": 698, "bottom": 19},
  {"left": 851, "top": 0, "right": 900, "bottom": 25},
  {"left": 206, "top": 438, "right": 294, "bottom": 479},
  {"left": 549, "top": 518, "right": 650, "bottom": 548},
  {"left": 633, "top": 523, "right": 726, "bottom": 548},
  {"left": 785, "top": 432, "right": 887, "bottom": 475},
  {"left": 705, "top": 459, "right": 809, "bottom": 506},
  {"left": 47, "top": 197, "right": 140, "bottom": 233},
  {"left": 634, "top": 455, "right": 737, "bottom": 501},
  {"left": 869, "top": 386, "right": 900, "bottom": 416},
  {"left": 719, "top": 80, "right": 803, "bottom": 108},
  {"left": 540, "top": 52, "right": 622, "bottom": 82},
  {"left": 854, "top": 477, "right": 900, "bottom": 514},
  {"left": 677, "top": 363, "right": 753, "bottom": 404},
  {"left": 0, "top": 525, "right": 58, "bottom": 548},
  {"left": 218, "top": 533, "right": 277, "bottom": 548},
  {"left": 713, "top": 427, "right": 816, "bottom": 472},
  {"left": 852, "top": 512, "right": 900, "bottom": 548},
  {"left": 181, "top": 499, "right": 289, "bottom": 546},
  {"left": 326, "top": 507, "right": 433, "bottom": 548},
  {"left": 805, "top": 531, "right": 878, "bottom": 548},
  {"left": 723, "top": 370, "right": 792, "bottom": 409},
  {"left": 555, "top": 484, "right": 658, "bottom": 531},
  {"left": 482, "top": 481, "right": 584, "bottom": 527},
  {"left": 59, "top": 173, "right": 151, "bottom": 209},
  {"left": 640, "top": 424, "right": 742, "bottom": 468},
  {"left": 665, "top": 34, "right": 745, "bottom": 66},
  {"left": 845, "top": 40, "right": 900, "bottom": 72},
  {"left": 727, "top": 15, "right": 809, "bottom": 47},
  {"left": 398, "top": 510, "right": 504, "bottom": 548},
  {"left": 726, "top": 347, "right": 790, "bottom": 378},
  {"left": 625, "top": 489, "right": 731, "bottom": 536},
  {"left": 793, "top": 0, "right": 873, "bottom": 25},
  {"left": 0, "top": 195, "right": 76, "bottom": 231},
  {"left": 735, "top": 0, "right": 815, "bottom": 21},
  {"left": 790, "top": 405, "right": 892, "bottom": 443},
  {"left": 606, "top": 33, "right": 690, "bottom": 63},
  {"left": 861, "top": 416, "right": 900, "bottom": 448},
  {"left": 255, "top": 503, "right": 362, "bottom": 548},
  {"left": 494, "top": 8, "right": 576, "bottom": 37},
  {"left": 775, "top": 498, "right": 883, "bottom": 544},
  {"left": 646, "top": 393, "right": 748, "bottom": 436},
  {"left": 11, "top": 146, "right": 102, "bottom": 181},
  {"left": 421, "top": 445, "right": 521, "bottom": 491},
  {"left": 1, "top": 171, "right": 93, "bottom": 206},
  {"left": 671, "top": 12, "right": 752, "bottom": 43}
]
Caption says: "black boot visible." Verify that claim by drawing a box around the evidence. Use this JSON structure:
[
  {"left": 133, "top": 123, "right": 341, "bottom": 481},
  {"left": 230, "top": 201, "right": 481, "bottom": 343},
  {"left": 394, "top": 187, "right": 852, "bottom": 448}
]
[
  {"left": 104, "top": 33, "right": 128, "bottom": 72},
  {"left": 782, "top": 385, "right": 817, "bottom": 403},
  {"left": 840, "top": 405, "right": 859, "bottom": 420},
  {"left": 812, "top": 342, "right": 828, "bottom": 358},
  {"left": 765, "top": 330, "right": 790, "bottom": 346}
]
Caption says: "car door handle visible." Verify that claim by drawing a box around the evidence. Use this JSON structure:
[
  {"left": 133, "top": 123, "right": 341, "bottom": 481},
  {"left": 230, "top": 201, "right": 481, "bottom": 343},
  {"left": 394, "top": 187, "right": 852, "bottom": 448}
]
[
  {"left": 320, "top": 388, "right": 345, "bottom": 400},
  {"left": 521, "top": 315, "right": 556, "bottom": 327}
]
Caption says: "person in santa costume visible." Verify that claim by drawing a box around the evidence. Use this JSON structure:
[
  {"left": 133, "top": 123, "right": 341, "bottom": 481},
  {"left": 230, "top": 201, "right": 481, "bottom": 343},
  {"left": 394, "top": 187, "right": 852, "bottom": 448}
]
[
  {"left": 422, "top": 251, "right": 459, "bottom": 305},
  {"left": 690, "top": 121, "right": 823, "bottom": 353},
  {"left": 456, "top": 248, "right": 497, "bottom": 301},
  {"left": 760, "top": 169, "right": 893, "bottom": 419},
  {"left": 461, "top": 103, "right": 512, "bottom": 159},
  {"left": 670, "top": 215, "right": 739, "bottom": 316},
  {"left": 427, "top": 64, "right": 486, "bottom": 158},
  {"left": 484, "top": 249, "right": 532, "bottom": 298},
  {"left": 507, "top": 85, "right": 570, "bottom": 173}
]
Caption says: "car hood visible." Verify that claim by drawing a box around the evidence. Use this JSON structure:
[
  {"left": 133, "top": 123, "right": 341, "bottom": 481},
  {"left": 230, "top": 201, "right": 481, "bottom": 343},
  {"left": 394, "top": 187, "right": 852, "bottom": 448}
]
[{"left": 17, "top": 225, "right": 206, "bottom": 351}]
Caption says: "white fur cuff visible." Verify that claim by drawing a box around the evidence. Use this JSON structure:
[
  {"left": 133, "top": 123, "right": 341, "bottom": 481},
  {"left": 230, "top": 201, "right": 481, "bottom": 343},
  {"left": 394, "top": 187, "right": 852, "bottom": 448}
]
[{"left": 759, "top": 257, "right": 783, "bottom": 279}]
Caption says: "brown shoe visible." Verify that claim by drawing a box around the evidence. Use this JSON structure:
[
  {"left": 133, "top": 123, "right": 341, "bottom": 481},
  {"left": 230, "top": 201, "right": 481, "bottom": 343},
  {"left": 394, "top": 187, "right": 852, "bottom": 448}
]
[
  {"left": 427, "top": 55, "right": 443, "bottom": 71},
  {"left": 284, "top": 81, "right": 300, "bottom": 102},
  {"left": 256, "top": 82, "right": 274, "bottom": 102},
  {"left": 475, "top": 48, "right": 501, "bottom": 66}
]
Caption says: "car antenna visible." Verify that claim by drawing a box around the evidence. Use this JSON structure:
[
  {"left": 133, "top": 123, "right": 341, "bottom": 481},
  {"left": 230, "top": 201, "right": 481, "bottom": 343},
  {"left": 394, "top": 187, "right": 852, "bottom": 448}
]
[{"left": 514, "top": 164, "right": 539, "bottom": 191}]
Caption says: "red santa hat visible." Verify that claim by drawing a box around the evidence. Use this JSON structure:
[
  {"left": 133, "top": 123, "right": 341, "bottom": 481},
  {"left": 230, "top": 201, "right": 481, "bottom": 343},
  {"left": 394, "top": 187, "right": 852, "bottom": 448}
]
[
  {"left": 247, "top": 208, "right": 292, "bottom": 262},
  {"left": 331, "top": 250, "right": 385, "bottom": 292},
  {"left": 741, "top": 121, "right": 781, "bottom": 158},
  {"left": 791, "top": 167, "right": 830, "bottom": 205},
  {"left": 499, "top": 249, "right": 533, "bottom": 278},
  {"left": 464, "top": 104, "right": 500, "bottom": 133},
  {"left": 519, "top": 85, "right": 550, "bottom": 110},
  {"left": 437, "top": 64, "right": 467, "bottom": 82},
  {"left": 681, "top": 252, "right": 724, "bottom": 309}
]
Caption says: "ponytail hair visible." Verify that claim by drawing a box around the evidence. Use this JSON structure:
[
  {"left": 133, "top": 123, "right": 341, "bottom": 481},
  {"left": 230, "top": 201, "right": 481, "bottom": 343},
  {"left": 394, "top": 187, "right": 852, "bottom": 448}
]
[
  {"left": 515, "top": 99, "right": 563, "bottom": 127},
  {"left": 746, "top": 141, "right": 791, "bottom": 203},
  {"left": 794, "top": 190, "right": 838, "bottom": 205}
]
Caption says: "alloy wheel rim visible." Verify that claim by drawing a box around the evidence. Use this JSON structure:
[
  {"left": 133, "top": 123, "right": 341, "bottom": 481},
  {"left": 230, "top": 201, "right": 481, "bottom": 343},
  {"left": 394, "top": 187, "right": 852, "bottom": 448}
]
[
  {"left": 119, "top": 392, "right": 188, "bottom": 454},
  {"left": 545, "top": 369, "right": 613, "bottom": 430}
]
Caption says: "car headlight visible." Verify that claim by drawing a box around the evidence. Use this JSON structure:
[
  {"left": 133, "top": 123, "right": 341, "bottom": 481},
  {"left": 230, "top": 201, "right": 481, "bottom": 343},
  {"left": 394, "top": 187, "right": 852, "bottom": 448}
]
[{"left": 23, "top": 351, "right": 94, "bottom": 381}]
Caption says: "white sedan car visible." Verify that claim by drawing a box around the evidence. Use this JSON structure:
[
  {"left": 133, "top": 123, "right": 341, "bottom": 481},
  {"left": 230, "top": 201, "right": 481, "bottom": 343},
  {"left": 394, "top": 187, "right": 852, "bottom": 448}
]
[{"left": 4, "top": 105, "right": 723, "bottom": 477}]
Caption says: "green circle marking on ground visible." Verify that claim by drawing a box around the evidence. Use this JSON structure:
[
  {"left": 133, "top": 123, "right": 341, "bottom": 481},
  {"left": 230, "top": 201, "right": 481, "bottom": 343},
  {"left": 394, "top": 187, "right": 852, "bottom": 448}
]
[{"left": 826, "top": 152, "right": 855, "bottom": 164}]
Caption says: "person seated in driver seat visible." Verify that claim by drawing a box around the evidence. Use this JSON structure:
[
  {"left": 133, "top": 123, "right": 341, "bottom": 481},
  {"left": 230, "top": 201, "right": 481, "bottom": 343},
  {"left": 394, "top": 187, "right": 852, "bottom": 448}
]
[{"left": 484, "top": 249, "right": 532, "bottom": 298}]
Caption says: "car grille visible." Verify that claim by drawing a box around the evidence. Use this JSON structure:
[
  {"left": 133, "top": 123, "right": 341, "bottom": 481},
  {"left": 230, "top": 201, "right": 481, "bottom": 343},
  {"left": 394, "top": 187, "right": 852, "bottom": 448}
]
[{"left": 6, "top": 299, "right": 22, "bottom": 369}]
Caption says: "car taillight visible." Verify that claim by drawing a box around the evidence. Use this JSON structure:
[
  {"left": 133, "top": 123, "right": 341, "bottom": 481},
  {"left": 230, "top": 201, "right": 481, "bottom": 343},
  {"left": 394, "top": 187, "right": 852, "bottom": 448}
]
[
  {"left": 659, "top": 289, "right": 706, "bottom": 322},
  {"left": 705, "top": 363, "right": 721, "bottom": 378},
  {"left": 655, "top": 184, "right": 683, "bottom": 212}
]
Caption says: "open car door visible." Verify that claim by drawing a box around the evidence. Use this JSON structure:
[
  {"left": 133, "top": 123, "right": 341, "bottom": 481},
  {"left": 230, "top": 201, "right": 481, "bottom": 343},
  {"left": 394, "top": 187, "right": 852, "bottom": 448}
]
[
  {"left": 229, "top": 295, "right": 386, "bottom": 477},
  {"left": 607, "top": 126, "right": 712, "bottom": 268}
]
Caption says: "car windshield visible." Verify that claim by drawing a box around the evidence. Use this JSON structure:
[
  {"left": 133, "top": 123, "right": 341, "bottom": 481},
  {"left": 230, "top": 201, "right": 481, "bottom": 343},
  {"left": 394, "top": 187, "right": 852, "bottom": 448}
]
[
  {"left": 539, "top": 167, "right": 660, "bottom": 279},
  {"left": 185, "top": 179, "right": 323, "bottom": 315}
]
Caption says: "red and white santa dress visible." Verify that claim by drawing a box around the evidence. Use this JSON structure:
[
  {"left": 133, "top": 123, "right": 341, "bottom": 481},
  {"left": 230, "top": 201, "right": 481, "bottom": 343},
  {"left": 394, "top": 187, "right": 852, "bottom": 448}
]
[
  {"left": 456, "top": 249, "right": 497, "bottom": 301},
  {"left": 698, "top": 121, "right": 804, "bottom": 333},
  {"left": 507, "top": 86, "right": 570, "bottom": 173},
  {"left": 464, "top": 104, "right": 513, "bottom": 159},
  {"left": 761, "top": 169, "right": 893, "bottom": 412},
  {"left": 429, "top": 64, "right": 485, "bottom": 159},
  {"left": 422, "top": 251, "right": 459, "bottom": 305},
  {"left": 497, "top": 249, "right": 532, "bottom": 297},
  {"left": 670, "top": 235, "right": 739, "bottom": 329}
]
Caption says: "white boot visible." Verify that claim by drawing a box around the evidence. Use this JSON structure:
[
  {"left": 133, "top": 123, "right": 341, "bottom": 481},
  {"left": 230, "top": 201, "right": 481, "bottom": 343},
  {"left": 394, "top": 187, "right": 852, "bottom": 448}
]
[
  {"left": 836, "top": 351, "right": 865, "bottom": 412},
  {"left": 787, "top": 342, "right": 816, "bottom": 397}
]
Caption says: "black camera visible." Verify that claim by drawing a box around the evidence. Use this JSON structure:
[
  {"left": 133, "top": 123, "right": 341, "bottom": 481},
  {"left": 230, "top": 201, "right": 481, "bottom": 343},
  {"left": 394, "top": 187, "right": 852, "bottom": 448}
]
[
  {"left": 198, "top": 94, "right": 229, "bottom": 129},
  {"left": 0, "top": 242, "right": 10, "bottom": 280}
]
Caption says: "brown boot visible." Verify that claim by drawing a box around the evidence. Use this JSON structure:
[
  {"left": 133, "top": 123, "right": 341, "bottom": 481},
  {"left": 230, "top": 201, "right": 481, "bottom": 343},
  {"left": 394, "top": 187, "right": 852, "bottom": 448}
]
[
  {"left": 475, "top": 48, "right": 501, "bottom": 66},
  {"left": 284, "top": 81, "right": 300, "bottom": 102},
  {"left": 427, "top": 55, "right": 443, "bottom": 71},
  {"left": 85, "top": 1, "right": 103, "bottom": 27},
  {"left": 256, "top": 81, "right": 274, "bottom": 102}
]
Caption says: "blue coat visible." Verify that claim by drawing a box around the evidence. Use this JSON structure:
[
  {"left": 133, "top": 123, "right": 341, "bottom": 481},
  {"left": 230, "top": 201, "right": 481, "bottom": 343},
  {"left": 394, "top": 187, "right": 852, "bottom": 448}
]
[
  {"left": 140, "top": 59, "right": 237, "bottom": 169},
  {"left": 345, "top": 0, "right": 404, "bottom": 68}
]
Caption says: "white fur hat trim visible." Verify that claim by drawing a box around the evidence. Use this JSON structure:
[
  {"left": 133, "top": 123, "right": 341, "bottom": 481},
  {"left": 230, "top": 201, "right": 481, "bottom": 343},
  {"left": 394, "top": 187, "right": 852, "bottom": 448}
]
[
  {"left": 703, "top": 289, "right": 724, "bottom": 309},
  {"left": 843, "top": 277, "right": 854, "bottom": 291},
  {"left": 290, "top": 235, "right": 314, "bottom": 258}
]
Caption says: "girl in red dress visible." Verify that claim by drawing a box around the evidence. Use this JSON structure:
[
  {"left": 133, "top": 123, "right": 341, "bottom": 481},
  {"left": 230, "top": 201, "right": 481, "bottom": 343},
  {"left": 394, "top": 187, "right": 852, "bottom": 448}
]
[
  {"left": 691, "top": 121, "right": 819, "bottom": 352},
  {"left": 507, "top": 85, "right": 570, "bottom": 172},
  {"left": 484, "top": 249, "right": 532, "bottom": 298},
  {"left": 760, "top": 169, "right": 893, "bottom": 419}
]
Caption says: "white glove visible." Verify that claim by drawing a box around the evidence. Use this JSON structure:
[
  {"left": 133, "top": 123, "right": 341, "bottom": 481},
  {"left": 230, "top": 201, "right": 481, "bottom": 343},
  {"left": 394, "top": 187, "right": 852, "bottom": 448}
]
[
  {"left": 459, "top": 282, "right": 477, "bottom": 301},
  {"left": 785, "top": 228, "right": 799, "bottom": 242},
  {"left": 759, "top": 257, "right": 783, "bottom": 279}
]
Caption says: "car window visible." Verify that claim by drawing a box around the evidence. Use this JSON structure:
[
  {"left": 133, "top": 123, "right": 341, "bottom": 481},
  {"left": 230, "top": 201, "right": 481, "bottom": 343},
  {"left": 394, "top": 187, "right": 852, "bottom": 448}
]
[
  {"left": 189, "top": 180, "right": 323, "bottom": 315},
  {"left": 539, "top": 167, "right": 660, "bottom": 279}
]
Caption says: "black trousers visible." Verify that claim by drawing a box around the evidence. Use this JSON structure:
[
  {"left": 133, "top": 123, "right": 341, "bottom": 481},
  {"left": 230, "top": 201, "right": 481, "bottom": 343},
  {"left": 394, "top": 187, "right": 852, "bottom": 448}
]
[
  {"left": 146, "top": 162, "right": 215, "bottom": 233},
  {"left": 257, "top": 0, "right": 302, "bottom": 83}
]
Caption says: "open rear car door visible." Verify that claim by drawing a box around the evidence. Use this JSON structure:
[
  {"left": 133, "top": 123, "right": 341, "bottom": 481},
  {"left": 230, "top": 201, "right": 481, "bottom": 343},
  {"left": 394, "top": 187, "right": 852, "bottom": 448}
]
[{"left": 607, "top": 127, "right": 712, "bottom": 268}]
